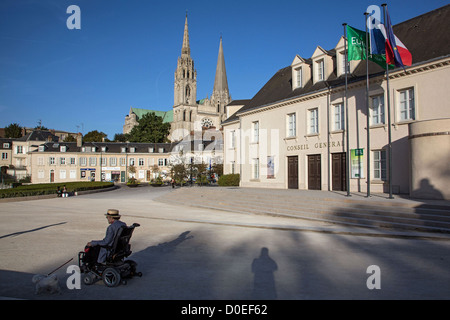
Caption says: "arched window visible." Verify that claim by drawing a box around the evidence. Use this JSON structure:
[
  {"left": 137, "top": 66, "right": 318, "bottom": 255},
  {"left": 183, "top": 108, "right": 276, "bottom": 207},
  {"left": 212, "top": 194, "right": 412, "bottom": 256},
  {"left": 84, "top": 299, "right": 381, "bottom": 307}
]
[{"left": 185, "top": 85, "right": 191, "bottom": 103}]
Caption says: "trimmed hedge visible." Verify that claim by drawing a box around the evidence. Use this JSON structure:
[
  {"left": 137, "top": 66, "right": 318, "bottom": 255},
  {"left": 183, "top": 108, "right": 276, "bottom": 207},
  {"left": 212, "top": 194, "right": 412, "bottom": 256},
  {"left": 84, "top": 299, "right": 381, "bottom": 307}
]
[
  {"left": 218, "top": 174, "right": 240, "bottom": 187},
  {"left": 0, "top": 182, "right": 114, "bottom": 198}
]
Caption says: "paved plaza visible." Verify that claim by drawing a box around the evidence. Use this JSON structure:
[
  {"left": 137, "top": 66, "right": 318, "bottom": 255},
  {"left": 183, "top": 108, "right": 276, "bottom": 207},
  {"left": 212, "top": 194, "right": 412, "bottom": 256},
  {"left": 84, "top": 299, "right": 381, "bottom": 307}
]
[{"left": 0, "top": 185, "right": 449, "bottom": 300}]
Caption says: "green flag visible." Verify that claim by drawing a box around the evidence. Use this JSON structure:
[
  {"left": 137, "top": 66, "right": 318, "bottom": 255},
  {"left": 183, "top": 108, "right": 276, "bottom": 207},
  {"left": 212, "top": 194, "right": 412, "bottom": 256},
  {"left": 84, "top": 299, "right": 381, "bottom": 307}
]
[
  {"left": 346, "top": 25, "right": 392, "bottom": 69},
  {"left": 347, "top": 25, "right": 367, "bottom": 61}
]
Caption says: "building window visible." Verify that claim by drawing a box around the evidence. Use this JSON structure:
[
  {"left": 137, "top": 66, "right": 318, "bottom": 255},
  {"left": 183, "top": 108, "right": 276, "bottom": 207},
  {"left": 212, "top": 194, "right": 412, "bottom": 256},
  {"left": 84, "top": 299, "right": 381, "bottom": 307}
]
[
  {"left": 334, "top": 104, "right": 345, "bottom": 131},
  {"left": 373, "top": 150, "right": 386, "bottom": 180},
  {"left": 399, "top": 88, "right": 415, "bottom": 121},
  {"left": 38, "top": 157, "right": 44, "bottom": 166},
  {"left": 230, "top": 161, "right": 235, "bottom": 174},
  {"left": 49, "top": 157, "right": 55, "bottom": 165},
  {"left": 316, "top": 59, "right": 324, "bottom": 81},
  {"left": 101, "top": 157, "right": 107, "bottom": 166},
  {"left": 158, "top": 158, "right": 164, "bottom": 166},
  {"left": 60, "top": 170, "right": 66, "bottom": 179},
  {"left": 295, "top": 67, "right": 302, "bottom": 88},
  {"left": 371, "top": 95, "right": 385, "bottom": 125},
  {"left": 230, "top": 130, "right": 235, "bottom": 149},
  {"left": 110, "top": 157, "right": 117, "bottom": 166},
  {"left": 120, "top": 157, "right": 126, "bottom": 166},
  {"left": 129, "top": 158, "right": 135, "bottom": 166},
  {"left": 80, "top": 157, "right": 87, "bottom": 166},
  {"left": 287, "top": 113, "right": 296, "bottom": 137},
  {"left": 340, "top": 51, "right": 349, "bottom": 75},
  {"left": 3, "top": 143, "right": 9, "bottom": 148},
  {"left": 70, "top": 157, "right": 76, "bottom": 165},
  {"left": 252, "top": 158, "right": 259, "bottom": 179},
  {"left": 89, "top": 157, "right": 97, "bottom": 166},
  {"left": 252, "top": 121, "right": 259, "bottom": 143},
  {"left": 38, "top": 170, "right": 44, "bottom": 179},
  {"left": 138, "top": 158, "right": 144, "bottom": 166},
  {"left": 1, "top": 152, "right": 8, "bottom": 160},
  {"left": 308, "top": 108, "right": 319, "bottom": 134},
  {"left": 60, "top": 157, "right": 66, "bottom": 165},
  {"left": 16, "top": 146, "right": 23, "bottom": 154},
  {"left": 70, "top": 170, "right": 76, "bottom": 179}
]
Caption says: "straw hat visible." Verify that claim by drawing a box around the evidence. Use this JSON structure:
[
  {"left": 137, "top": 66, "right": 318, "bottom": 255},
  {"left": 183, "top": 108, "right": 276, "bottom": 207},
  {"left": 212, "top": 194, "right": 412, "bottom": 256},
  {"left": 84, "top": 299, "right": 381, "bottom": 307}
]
[{"left": 105, "top": 209, "right": 121, "bottom": 218}]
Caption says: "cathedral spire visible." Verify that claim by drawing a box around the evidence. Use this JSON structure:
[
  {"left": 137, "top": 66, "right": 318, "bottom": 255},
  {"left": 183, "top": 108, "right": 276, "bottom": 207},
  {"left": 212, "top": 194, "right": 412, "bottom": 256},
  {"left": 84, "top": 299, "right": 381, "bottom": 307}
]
[
  {"left": 181, "top": 13, "right": 190, "bottom": 56},
  {"left": 213, "top": 36, "right": 229, "bottom": 95}
]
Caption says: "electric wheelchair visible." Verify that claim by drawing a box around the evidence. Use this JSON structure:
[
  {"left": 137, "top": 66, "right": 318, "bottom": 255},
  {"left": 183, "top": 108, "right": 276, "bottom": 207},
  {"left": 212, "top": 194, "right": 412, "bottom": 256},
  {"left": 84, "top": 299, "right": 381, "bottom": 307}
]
[{"left": 78, "top": 223, "right": 142, "bottom": 287}]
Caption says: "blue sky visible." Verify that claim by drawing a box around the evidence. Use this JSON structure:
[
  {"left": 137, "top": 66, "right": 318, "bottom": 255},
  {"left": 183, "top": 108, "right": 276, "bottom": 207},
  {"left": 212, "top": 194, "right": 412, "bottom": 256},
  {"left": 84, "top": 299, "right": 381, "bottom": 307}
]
[{"left": 0, "top": 0, "right": 445, "bottom": 139}]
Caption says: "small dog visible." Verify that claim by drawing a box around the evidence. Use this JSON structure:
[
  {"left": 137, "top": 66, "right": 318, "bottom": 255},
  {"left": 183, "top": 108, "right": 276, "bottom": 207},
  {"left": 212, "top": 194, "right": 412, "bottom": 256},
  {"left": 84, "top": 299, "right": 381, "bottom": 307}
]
[{"left": 32, "top": 274, "right": 61, "bottom": 295}]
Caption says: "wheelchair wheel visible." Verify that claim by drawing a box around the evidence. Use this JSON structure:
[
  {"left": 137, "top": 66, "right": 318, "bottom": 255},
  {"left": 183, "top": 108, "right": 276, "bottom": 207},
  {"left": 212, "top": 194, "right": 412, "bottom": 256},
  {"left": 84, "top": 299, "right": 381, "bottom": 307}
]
[
  {"left": 83, "top": 272, "right": 97, "bottom": 285},
  {"left": 102, "top": 268, "right": 121, "bottom": 287},
  {"left": 125, "top": 260, "right": 137, "bottom": 273}
]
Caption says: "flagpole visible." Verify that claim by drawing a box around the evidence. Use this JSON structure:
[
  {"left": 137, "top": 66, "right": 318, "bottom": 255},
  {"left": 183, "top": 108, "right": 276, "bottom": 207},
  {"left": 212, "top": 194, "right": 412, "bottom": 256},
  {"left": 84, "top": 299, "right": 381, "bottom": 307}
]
[
  {"left": 364, "top": 11, "right": 371, "bottom": 198},
  {"left": 343, "top": 23, "right": 350, "bottom": 197},
  {"left": 382, "top": 3, "right": 394, "bottom": 199}
]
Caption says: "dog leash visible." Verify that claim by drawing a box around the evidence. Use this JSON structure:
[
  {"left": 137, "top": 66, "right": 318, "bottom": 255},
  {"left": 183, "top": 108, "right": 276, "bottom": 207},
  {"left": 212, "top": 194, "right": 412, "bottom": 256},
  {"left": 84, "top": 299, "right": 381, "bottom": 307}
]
[{"left": 47, "top": 258, "right": 74, "bottom": 276}]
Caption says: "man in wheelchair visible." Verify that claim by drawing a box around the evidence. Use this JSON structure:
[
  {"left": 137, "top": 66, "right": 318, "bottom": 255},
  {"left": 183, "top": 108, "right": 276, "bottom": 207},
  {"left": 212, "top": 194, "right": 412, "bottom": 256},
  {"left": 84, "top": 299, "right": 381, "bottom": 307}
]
[{"left": 78, "top": 209, "right": 142, "bottom": 287}]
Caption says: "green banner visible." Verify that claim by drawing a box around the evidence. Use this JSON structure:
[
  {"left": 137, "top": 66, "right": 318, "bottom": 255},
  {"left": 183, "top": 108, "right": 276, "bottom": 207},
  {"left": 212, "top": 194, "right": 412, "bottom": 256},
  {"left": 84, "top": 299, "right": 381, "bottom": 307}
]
[
  {"left": 346, "top": 25, "right": 392, "bottom": 69},
  {"left": 347, "top": 25, "right": 367, "bottom": 61}
]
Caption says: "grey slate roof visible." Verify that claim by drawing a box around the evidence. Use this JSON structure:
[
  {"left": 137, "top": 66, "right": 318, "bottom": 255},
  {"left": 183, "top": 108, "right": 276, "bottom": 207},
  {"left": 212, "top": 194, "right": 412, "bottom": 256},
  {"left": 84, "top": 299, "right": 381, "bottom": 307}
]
[{"left": 17, "top": 130, "right": 59, "bottom": 142}]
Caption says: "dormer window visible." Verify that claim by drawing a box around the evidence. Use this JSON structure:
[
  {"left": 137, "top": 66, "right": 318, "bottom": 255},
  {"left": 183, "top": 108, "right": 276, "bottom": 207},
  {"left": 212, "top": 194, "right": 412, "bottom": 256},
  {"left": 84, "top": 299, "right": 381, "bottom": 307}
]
[
  {"left": 101, "top": 146, "right": 107, "bottom": 152},
  {"left": 295, "top": 67, "right": 302, "bottom": 88},
  {"left": 130, "top": 147, "right": 136, "bottom": 153},
  {"left": 291, "top": 55, "right": 308, "bottom": 91},
  {"left": 316, "top": 59, "right": 324, "bottom": 82},
  {"left": 121, "top": 147, "right": 126, "bottom": 153},
  {"left": 39, "top": 145, "right": 45, "bottom": 152},
  {"left": 340, "top": 51, "right": 349, "bottom": 75},
  {"left": 148, "top": 147, "right": 154, "bottom": 153},
  {"left": 60, "top": 146, "right": 67, "bottom": 152}
]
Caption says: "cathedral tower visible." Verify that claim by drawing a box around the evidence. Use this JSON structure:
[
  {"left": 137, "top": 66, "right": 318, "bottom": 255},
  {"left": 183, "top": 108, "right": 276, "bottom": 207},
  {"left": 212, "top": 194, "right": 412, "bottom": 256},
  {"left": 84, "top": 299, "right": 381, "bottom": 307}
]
[
  {"left": 211, "top": 36, "right": 231, "bottom": 121},
  {"left": 170, "top": 14, "right": 232, "bottom": 142},
  {"left": 174, "top": 14, "right": 197, "bottom": 106}
]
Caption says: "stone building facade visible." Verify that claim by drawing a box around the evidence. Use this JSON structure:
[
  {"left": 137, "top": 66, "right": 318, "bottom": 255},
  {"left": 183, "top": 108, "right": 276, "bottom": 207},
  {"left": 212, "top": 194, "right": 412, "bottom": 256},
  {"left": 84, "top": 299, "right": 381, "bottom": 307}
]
[{"left": 223, "top": 5, "right": 450, "bottom": 200}]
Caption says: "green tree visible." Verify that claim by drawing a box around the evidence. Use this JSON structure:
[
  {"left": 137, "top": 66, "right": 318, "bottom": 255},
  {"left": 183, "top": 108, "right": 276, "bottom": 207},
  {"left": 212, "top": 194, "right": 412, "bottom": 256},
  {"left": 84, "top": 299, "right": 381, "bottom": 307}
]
[
  {"left": 4, "top": 123, "right": 22, "bottom": 138},
  {"left": 83, "top": 130, "right": 108, "bottom": 142},
  {"left": 63, "top": 135, "right": 76, "bottom": 142},
  {"left": 127, "top": 113, "right": 170, "bottom": 143},
  {"left": 113, "top": 133, "right": 128, "bottom": 142},
  {"left": 171, "top": 163, "right": 188, "bottom": 185}
]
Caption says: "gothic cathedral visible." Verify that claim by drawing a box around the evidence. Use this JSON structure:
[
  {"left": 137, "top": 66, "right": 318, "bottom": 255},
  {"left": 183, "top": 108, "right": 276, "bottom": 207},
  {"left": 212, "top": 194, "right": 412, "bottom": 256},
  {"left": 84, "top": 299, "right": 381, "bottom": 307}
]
[
  {"left": 123, "top": 14, "right": 232, "bottom": 142},
  {"left": 171, "top": 14, "right": 231, "bottom": 142}
]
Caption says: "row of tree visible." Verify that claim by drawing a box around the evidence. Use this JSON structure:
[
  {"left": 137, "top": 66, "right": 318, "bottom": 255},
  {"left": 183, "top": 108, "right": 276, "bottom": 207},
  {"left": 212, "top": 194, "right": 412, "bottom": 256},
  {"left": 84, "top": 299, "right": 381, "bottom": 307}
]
[{"left": 3, "top": 113, "right": 171, "bottom": 143}]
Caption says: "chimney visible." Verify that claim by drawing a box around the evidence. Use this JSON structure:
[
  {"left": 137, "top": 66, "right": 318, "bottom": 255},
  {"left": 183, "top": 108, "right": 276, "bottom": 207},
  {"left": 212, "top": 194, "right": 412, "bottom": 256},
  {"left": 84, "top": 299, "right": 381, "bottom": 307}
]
[{"left": 77, "top": 133, "right": 82, "bottom": 147}]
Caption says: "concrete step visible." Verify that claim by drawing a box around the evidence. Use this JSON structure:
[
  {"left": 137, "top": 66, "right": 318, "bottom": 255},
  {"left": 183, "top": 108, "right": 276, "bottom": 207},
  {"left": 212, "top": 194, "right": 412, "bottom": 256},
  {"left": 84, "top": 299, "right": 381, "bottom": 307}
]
[{"left": 156, "top": 187, "right": 450, "bottom": 234}]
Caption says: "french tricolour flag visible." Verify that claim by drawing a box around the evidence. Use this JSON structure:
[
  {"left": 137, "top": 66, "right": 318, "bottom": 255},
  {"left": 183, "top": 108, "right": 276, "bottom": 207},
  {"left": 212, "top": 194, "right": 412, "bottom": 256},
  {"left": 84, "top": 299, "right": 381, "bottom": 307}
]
[{"left": 384, "top": 8, "right": 412, "bottom": 69}]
